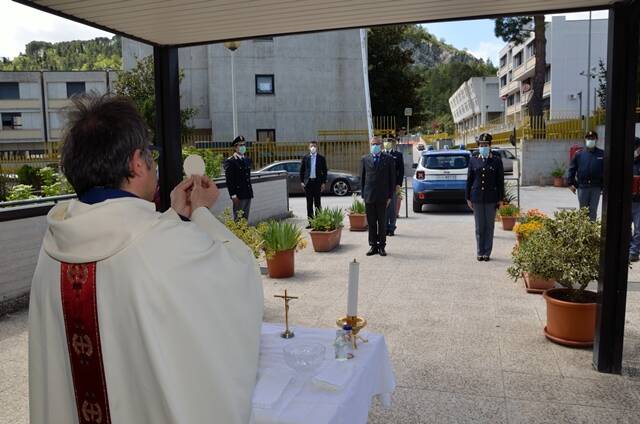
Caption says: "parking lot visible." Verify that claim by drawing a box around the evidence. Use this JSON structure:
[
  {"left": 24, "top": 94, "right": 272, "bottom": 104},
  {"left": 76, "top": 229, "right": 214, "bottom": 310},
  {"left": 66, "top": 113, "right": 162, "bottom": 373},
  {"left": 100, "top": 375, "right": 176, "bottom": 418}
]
[{"left": 2, "top": 186, "right": 640, "bottom": 423}]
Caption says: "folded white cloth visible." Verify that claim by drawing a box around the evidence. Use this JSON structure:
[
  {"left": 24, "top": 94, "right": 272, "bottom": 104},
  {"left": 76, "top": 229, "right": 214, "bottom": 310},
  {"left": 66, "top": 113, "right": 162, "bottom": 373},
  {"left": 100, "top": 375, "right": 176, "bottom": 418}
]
[
  {"left": 311, "top": 361, "right": 354, "bottom": 392},
  {"left": 252, "top": 369, "right": 293, "bottom": 409}
]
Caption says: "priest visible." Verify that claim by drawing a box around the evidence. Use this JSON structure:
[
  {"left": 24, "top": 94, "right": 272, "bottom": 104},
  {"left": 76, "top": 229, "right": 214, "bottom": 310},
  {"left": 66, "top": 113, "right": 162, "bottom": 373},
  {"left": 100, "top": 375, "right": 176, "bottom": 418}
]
[{"left": 28, "top": 94, "right": 264, "bottom": 424}]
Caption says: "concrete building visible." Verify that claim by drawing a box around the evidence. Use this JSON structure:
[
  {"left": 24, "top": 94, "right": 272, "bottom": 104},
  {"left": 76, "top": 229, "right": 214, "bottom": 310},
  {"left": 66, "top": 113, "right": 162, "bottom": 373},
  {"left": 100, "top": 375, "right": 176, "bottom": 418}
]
[
  {"left": 497, "top": 15, "right": 608, "bottom": 121},
  {"left": 122, "top": 29, "right": 372, "bottom": 143},
  {"left": 449, "top": 76, "right": 503, "bottom": 136},
  {"left": 0, "top": 71, "right": 116, "bottom": 155}
]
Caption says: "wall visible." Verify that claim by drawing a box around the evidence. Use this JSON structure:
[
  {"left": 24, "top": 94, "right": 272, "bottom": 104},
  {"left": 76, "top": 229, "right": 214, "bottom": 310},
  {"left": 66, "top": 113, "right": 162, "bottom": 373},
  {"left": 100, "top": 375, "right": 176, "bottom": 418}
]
[
  {"left": 0, "top": 175, "right": 288, "bottom": 312},
  {"left": 520, "top": 139, "right": 585, "bottom": 186}
]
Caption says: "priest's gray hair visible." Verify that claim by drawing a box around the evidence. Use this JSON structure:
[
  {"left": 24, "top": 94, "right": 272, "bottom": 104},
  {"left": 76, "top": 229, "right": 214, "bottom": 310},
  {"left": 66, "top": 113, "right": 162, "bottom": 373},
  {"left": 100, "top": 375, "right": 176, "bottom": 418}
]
[{"left": 60, "top": 93, "right": 153, "bottom": 195}]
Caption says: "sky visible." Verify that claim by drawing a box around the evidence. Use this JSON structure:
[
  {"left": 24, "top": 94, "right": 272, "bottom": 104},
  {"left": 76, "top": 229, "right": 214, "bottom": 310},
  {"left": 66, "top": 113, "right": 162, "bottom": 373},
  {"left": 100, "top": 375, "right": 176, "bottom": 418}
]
[{"left": 0, "top": 0, "right": 610, "bottom": 62}]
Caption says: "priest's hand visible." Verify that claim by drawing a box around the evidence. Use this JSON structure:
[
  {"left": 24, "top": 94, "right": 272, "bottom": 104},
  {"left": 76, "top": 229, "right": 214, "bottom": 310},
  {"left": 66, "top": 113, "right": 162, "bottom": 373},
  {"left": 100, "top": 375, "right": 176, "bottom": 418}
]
[
  {"left": 171, "top": 177, "right": 195, "bottom": 218},
  {"left": 191, "top": 175, "right": 220, "bottom": 211}
]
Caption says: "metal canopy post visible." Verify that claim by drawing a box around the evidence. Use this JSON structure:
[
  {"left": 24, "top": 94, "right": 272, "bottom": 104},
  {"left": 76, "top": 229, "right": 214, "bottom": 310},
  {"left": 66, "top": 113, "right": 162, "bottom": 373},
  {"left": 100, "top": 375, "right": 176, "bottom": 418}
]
[
  {"left": 153, "top": 46, "right": 182, "bottom": 211},
  {"left": 593, "top": 0, "right": 639, "bottom": 374}
]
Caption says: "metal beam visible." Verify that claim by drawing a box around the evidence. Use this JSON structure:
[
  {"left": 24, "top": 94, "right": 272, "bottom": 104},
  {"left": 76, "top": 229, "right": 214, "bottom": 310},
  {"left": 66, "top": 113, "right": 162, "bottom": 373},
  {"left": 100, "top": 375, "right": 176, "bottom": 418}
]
[
  {"left": 153, "top": 46, "right": 182, "bottom": 212},
  {"left": 594, "top": 0, "right": 640, "bottom": 374}
]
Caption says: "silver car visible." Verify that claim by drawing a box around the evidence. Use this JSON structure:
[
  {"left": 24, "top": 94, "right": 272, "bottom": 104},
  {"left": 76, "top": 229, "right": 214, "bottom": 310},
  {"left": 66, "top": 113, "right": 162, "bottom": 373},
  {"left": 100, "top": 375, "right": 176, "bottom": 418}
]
[
  {"left": 258, "top": 160, "right": 361, "bottom": 196},
  {"left": 470, "top": 148, "right": 516, "bottom": 174}
]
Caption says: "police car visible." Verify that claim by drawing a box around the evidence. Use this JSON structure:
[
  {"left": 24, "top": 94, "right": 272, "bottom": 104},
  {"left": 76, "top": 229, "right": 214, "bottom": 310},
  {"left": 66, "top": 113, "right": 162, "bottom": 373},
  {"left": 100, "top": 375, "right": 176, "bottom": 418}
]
[{"left": 412, "top": 149, "right": 471, "bottom": 212}]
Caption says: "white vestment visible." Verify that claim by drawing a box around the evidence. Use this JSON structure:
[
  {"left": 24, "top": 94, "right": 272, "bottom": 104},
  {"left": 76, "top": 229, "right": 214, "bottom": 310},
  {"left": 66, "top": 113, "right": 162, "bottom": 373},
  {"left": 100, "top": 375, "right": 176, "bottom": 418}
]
[{"left": 29, "top": 198, "right": 264, "bottom": 424}]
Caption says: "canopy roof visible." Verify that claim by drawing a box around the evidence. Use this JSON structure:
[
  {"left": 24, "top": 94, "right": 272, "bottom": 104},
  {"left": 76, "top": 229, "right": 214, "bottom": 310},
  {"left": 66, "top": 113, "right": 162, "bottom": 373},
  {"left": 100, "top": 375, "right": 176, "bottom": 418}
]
[{"left": 16, "top": 0, "right": 616, "bottom": 47}]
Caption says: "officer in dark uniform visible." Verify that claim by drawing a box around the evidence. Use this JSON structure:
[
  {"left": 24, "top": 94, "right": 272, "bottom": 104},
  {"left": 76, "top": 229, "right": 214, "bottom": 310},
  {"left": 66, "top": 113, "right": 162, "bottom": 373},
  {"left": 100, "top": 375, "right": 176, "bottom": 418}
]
[
  {"left": 566, "top": 130, "right": 604, "bottom": 221},
  {"left": 383, "top": 137, "right": 404, "bottom": 236},
  {"left": 466, "top": 133, "right": 505, "bottom": 261},
  {"left": 223, "top": 135, "right": 253, "bottom": 220},
  {"left": 629, "top": 137, "right": 640, "bottom": 262}
]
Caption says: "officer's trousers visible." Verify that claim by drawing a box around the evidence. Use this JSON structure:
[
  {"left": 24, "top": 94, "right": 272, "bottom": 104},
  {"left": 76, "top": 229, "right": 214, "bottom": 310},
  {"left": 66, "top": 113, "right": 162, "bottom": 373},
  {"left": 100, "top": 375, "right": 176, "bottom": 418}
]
[
  {"left": 577, "top": 186, "right": 601, "bottom": 221},
  {"left": 472, "top": 202, "right": 496, "bottom": 257},
  {"left": 386, "top": 190, "right": 398, "bottom": 232},
  {"left": 233, "top": 198, "right": 252, "bottom": 221}
]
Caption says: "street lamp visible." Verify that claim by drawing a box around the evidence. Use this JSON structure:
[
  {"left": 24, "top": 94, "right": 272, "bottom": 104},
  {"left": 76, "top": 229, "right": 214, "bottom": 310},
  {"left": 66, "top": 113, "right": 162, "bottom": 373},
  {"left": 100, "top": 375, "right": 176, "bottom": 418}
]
[{"left": 224, "top": 41, "right": 241, "bottom": 139}]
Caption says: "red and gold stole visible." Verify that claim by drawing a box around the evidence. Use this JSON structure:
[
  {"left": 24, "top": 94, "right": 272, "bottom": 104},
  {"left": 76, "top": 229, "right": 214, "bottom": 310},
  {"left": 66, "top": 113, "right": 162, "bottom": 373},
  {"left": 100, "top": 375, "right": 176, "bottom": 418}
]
[{"left": 60, "top": 262, "right": 112, "bottom": 424}]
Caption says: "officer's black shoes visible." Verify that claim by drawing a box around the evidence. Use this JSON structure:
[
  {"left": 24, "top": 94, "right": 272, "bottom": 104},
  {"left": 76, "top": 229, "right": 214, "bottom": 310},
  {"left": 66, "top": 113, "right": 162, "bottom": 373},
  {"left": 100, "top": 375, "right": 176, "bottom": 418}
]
[
  {"left": 366, "top": 247, "right": 379, "bottom": 256},
  {"left": 477, "top": 256, "right": 483, "bottom": 261},
  {"left": 379, "top": 247, "right": 387, "bottom": 256},
  {"left": 630, "top": 254, "right": 639, "bottom": 263},
  {"left": 483, "top": 256, "right": 491, "bottom": 261},
  {"left": 387, "top": 230, "right": 395, "bottom": 236}
]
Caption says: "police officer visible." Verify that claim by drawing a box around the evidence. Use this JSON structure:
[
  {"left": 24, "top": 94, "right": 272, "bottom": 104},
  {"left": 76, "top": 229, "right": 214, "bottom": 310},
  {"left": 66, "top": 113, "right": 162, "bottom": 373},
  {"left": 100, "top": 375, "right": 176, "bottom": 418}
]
[
  {"left": 223, "top": 135, "right": 253, "bottom": 220},
  {"left": 566, "top": 130, "right": 604, "bottom": 221},
  {"left": 630, "top": 138, "right": 640, "bottom": 262},
  {"left": 383, "top": 137, "right": 404, "bottom": 236},
  {"left": 466, "top": 133, "right": 505, "bottom": 262}
]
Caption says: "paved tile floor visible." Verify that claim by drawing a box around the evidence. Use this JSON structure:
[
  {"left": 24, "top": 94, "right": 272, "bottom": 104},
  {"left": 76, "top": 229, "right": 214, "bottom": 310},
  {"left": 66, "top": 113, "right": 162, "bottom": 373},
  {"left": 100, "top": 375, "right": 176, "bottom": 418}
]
[{"left": 2, "top": 187, "right": 640, "bottom": 423}]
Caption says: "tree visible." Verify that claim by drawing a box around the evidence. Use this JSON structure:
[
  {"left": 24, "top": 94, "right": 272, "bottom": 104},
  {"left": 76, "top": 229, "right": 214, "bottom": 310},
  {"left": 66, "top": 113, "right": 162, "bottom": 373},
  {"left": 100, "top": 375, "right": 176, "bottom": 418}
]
[
  {"left": 494, "top": 16, "right": 547, "bottom": 117},
  {"left": 596, "top": 58, "right": 607, "bottom": 110},
  {"left": 113, "top": 56, "right": 196, "bottom": 138},
  {"left": 367, "top": 25, "right": 422, "bottom": 131}
]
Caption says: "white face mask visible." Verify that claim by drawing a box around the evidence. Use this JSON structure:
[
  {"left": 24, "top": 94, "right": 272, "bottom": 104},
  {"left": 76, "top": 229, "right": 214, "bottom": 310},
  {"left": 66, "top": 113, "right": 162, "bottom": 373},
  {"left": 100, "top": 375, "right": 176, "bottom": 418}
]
[
  {"left": 310, "top": 146, "right": 317, "bottom": 154},
  {"left": 585, "top": 139, "right": 596, "bottom": 149}
]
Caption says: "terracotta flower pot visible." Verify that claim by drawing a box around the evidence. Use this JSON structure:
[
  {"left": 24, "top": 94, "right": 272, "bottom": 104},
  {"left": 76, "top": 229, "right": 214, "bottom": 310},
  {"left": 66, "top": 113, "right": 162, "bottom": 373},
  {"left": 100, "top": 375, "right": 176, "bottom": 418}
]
[
  {"left": 348, "top": 213, "right": 367, "bottom": 232},
  {"left": 543, "top": 288, "right": 597, "bottom": 347},
  {"left": 553, "top": 177, "right": 565, "bottom": 187},
  {"left": 395, "top": 197, "right": 402, "bottom": 218},
  {"left": 523, "top": 272, "right": 555, "bottom": 293},
  {"left": 266, "top": 249, "right": 295, "bottom": 278},
  {"left": 309, "top": 228, "right": 342, "bottom": 252},
  {"left": 501, "top": 216, "right": 517, "bottom": 231}
]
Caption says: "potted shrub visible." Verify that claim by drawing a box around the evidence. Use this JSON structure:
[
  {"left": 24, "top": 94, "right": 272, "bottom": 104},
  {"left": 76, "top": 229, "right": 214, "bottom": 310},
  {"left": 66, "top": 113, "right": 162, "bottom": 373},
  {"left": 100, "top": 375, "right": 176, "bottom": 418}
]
[
  {"left": 508, "top": 220, "right": 556, "bottom": 293},
  {"left": 309, "top": 207, "right": 345, "bottom": 252},
  {"left": 498, "top": 203, "right": 520, "bottom": 231},
  {"left": 261, "top": 220, "right": 306, "bottom": 278},
  {"left": 540, "top": 209, "right": 600, "bottom": 346},
  {"left": 347, "top": 195, "right": 367, "bottom": 231},
  {"left": 551, "top": 162, "right": 566, "bottom": 187},
  {"left": 513, "top": 209, "right": 548, "bottom": 245}
]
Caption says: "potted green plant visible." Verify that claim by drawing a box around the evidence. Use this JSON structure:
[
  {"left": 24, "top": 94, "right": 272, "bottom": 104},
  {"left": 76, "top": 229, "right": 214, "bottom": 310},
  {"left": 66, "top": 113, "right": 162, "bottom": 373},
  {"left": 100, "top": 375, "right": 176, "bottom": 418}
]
[
  {"left": 551, "top": 162, "right": 566, "bottom": 187},
  {"left": 508, "top": 220, "right": 556, "bottom": 293},
  {"left": 260, "top": 220, "right": 306, "bottom": 278},
  {"left": 347, "top": 195, "right": 367, "bottom": 231},
  {"left": 498, "top": 203, "right": 520, "bottom": 231},
  {"left": 309, "top": 207, "right": 344, "bottom": 252},
  {"left": 539, "top": 209, "right": 600, "bottom": 346}
]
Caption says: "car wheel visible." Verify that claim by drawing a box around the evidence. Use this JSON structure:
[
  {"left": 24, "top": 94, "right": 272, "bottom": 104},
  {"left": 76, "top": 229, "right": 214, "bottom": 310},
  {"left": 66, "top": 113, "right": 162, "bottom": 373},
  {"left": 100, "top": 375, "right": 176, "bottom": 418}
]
[
  {"left": 331, "top": 179, "right": 350, "bottom": 196},
  {"left": 413, "top": 199, "right": 422, "bottom": 213}
]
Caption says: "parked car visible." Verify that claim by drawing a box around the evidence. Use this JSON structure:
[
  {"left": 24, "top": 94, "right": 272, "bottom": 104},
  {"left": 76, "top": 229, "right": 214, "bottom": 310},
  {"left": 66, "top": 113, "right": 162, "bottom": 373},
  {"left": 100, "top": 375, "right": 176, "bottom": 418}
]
[
  {"left": 257, "top": 160, "right": 361, "bottom": 196},
  {"left": 470, "top": 148, "right": 516, "bottom": 173},
  {"left": 412, "top": 150, "right": 471, "bottom": 212}
]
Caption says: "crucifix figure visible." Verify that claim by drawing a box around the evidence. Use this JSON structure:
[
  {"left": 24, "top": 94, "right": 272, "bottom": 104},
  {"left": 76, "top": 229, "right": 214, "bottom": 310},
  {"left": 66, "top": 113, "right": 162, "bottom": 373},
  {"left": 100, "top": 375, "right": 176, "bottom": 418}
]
[{"left": 274, "top": 289, "right": 298, "bottom": 339}]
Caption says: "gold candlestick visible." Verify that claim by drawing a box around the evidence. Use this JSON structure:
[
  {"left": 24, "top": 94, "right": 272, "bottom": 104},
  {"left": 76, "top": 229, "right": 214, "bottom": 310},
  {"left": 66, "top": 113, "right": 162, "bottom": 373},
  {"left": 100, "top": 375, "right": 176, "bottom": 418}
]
[
  {"left": 336, "top": 315, "right": 368, "bottom": 349},
  {"left": 274, "top": 289, "right": 298, "bottom": 339}
]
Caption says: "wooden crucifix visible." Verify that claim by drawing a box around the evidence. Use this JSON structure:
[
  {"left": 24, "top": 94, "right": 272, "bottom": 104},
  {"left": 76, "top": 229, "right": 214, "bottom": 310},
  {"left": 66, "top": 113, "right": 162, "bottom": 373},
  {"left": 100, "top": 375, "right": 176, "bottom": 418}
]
[{"left": 274, "top": 289, "right": 298, "bottom": 339}]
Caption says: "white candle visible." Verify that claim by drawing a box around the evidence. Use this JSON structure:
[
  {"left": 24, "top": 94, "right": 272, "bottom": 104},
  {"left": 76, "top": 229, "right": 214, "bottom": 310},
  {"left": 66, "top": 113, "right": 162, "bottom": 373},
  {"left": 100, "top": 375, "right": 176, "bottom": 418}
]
[{"left": 347, "top": 259, "right": 359, "bottom": 317}]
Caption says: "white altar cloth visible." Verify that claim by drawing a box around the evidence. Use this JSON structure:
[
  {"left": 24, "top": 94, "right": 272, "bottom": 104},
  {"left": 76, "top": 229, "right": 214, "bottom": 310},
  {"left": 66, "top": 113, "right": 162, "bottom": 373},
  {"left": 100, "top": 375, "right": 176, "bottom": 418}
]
[{"left": 251, "top": 323, "right": 396, "bottom": 424}]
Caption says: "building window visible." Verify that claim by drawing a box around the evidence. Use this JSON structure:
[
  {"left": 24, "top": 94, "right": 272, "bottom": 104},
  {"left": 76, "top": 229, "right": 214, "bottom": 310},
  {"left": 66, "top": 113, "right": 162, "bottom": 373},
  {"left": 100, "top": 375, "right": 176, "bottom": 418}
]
[
  {"left": 515, "top": 92, "right": 521, "bottom": 104},
  {"left": 255, "top": 75, "right": 274, "bottom": 95},
  {"left": 526, "top": 42, "right": 535, "bottom": 58},
  {"left": 0, "top": 82, "right": 20, "bottom": 100},
  {"left": 256, "top": 129, "right": 276, "bottom": 142},
  {"left": 545, "top": 65, "right": 551, "bottom": 83},
  {"left": 1, "top": 112, "right": 22, "bottom": 129},
  {"left": 513, "top": 52, "right": 523, "bottom": 67},
  {"left": 507, "top": 71, "right": 512, "bottom": 83},
  {"left": 66, "top": 82, "right": 86, "bottom": 98},
  {"left": 499, "top": 55, "right": 507, "bottom": 68},
  {"left": 507, "top": 95, "right": 515, "bottom": 107},
  {"left": 500, "top": 75, "right": 507, "bottom": 87}
]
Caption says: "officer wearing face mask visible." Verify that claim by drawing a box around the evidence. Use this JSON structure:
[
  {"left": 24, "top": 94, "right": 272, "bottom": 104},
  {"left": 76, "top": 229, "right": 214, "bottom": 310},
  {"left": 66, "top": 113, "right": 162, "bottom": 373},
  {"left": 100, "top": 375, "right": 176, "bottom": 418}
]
[
  {"left": 466, "top": 133, "right": 505, "bottom": 262},
  {"left": 629, "top": 138, "right": 640, "bottom": 262},
  {"left": 224, "top": 135, "right": 254, "bottom": 221},
  {"left": 300, "top": 140, "right": 328, "bottom": 227},
  {"left": 566, "top": 130, "right": 604, "bottom": 221}
]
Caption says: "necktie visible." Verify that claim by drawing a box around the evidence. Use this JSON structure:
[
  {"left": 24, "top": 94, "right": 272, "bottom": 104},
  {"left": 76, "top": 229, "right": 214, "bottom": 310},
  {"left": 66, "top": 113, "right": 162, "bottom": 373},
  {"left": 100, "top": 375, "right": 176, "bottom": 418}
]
[{"left": 374, "top": 155, "right": 379, "bottom": 166}]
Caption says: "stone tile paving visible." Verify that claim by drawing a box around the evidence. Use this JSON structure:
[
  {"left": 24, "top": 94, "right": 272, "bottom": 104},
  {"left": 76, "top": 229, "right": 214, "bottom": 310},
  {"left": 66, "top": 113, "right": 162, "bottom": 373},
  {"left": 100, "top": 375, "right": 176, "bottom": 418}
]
[{"left": 2, "top": 187, "right": 640, "bottom": 423}]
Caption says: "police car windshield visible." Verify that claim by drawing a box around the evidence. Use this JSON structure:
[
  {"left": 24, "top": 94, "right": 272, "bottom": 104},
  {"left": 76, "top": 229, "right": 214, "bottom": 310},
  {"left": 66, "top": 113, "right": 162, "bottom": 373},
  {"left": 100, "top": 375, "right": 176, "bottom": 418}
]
[{"left": 422, "top": 155, "right": 469, "bottom": 170}]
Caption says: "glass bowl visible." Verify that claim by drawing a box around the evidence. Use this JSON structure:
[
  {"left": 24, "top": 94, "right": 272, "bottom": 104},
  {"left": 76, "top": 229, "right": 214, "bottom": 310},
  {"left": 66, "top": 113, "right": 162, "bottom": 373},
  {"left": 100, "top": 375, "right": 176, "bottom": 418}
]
[{"left": 282, "top": 343, "right": 326, "bottom": 376}]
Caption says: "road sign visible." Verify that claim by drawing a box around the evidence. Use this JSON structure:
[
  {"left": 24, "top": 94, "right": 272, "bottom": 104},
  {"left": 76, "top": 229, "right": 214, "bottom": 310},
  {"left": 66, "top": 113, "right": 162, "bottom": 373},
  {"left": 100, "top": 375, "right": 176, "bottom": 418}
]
[{"left": 404, "top": 108, "right": 412, "bottom": 116}]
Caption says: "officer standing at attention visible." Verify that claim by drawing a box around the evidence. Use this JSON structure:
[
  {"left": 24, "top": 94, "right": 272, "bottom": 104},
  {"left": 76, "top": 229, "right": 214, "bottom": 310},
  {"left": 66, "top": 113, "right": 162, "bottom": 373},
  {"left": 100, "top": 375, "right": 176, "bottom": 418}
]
[
  {"left": 566, "top": 130, "right": 604, "bottom": 221},
  {"left": 224, "top": 135, "right": 254, "bottom": 220},
  {"left": 300, "top": 140, "right": 328, "bottom": 228},
  {"left": 466, "top": 133, "right": 505, "bottom": 262},
  {"left": 383, "top": 137, "right": 404, "bottom": 236}
]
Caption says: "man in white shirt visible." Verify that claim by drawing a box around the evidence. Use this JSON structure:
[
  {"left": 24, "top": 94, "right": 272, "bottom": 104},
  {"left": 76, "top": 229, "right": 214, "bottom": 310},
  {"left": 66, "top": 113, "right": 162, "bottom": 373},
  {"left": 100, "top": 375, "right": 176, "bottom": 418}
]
[
  {"left": 300, "top": 140, "right": 328, "bottom": 227},
  {"left": 29, "top": 94, "right": 263, "bottom": 424}
]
